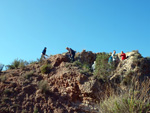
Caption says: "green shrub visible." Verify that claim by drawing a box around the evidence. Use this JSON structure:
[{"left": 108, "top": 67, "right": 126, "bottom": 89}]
[
  {"left": 23, "top": 71, "right": 34, "bottom": 79},
  {"left": 94, "top": 52, "right": 114, "bottom": 81},
  {"left": 19, "top": 60, "right": 28, "bottom": 69},
  {"left": 72, "top": 61, "right": 82, "bottom": 68},
  {"left": 40, "top": 64, "right": 52, "bottom": 74},
  {"left": 80, "top": 63, "right": 91, "bottom": 75},
  {"left": 6, "top": 59, "right": 29, "bottom": 69},
  {"left": 72, "top": 61, "right": 92, "bottom": 75},
  {"left": 38, "top": 80, "right": 49, "bottom": 94}
]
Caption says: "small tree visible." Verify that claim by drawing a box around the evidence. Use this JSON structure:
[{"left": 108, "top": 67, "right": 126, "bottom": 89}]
[{"left": 94, "top": 52, "right": 114, "bottom": 81}]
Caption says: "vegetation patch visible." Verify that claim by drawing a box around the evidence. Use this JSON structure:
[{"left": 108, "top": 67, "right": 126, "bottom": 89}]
[
  {"left": 72, "top": 60, "right": 82, "bottom": 68},
  {"left": 0, "top": 75, "right": 7, "bottom": 82},
  {"left": 38, "top": 80, "right": 49, "bottom": 94},
  {"left": 23, "top": 71, "right": 34, "bottom": 79},
  {"left": 80, "top": 63, "right": 92, "bottom": 75},
  {"left": 100, "top": 78, "right": 150, "bottom": 113},
  {"left": 6, "top": 59, "right": 28, "bottom": 69},
  {"left": 40, "top": 64, "right": 52, "bottom": 74},
  {"left": 94, "top": 52, "right": 115, "bottom": 81}
]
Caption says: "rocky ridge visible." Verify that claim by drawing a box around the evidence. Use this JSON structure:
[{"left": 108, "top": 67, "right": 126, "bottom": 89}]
[{"left": 0, "top": 50, "right": 150, "bottom": 113}]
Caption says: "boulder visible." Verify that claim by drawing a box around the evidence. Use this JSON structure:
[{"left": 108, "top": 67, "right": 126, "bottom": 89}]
[{"left": 76, "top": 50, "right": 96, "bottom": 66}]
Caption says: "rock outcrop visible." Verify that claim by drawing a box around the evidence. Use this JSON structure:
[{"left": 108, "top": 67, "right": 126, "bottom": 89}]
[
  {"left": 0, "top": 50, "right": 150, "bottom": 113},
  {"left": 110, "top": 51, "right": 150, "bottom": 84},
  {"left": 0, "top": 53, "right": 100, "bottom": 113},
  {"left": 75, "top": 50, "right": 96, "bottom": 67}
]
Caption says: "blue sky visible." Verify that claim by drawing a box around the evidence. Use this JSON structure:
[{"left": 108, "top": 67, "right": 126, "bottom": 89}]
[{"left": 0, "top": 0, "right": 150, "bottom": 66}]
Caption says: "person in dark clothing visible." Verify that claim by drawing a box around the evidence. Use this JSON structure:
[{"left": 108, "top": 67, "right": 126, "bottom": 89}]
[
  {"left": 41, "top": 47, "right": 48, "bottom": 59},
  {"left": 66, "top": 47, "right": 76, "bottom": 62}
]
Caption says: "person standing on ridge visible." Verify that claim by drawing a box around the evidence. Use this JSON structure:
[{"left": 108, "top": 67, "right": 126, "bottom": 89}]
[
  {"left": 108, "top": 50, "right": 116, "bottom": 65},
  {"left": 120, "top": 51, "right": 126, "bottom": 60},
  {"left": 66, "top": 47, "right": 76, "bottom": 62},
  {"left": 92, "top": 61, "right": 96, "bottom": 71},
  {"left": 112, "top": 50, "right": 116, "bottom": 61},
  {"left": 41, "top": 47, "right": 48, "bottom": 59}
]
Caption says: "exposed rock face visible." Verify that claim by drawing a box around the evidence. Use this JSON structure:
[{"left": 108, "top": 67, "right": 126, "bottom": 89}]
[
  {"left": 75, "top": 50, "right": 96, "bottom": 67},
  {"left": 49, "top": 54, "right": 70, "bottom": 67},
  {"left": 0, "top": 54, "right": 100, "bottom": 113},
  {"left": 110, "top": 51, "right": 150, "bottom": 83},
  {"left": 0, "top": 51, "right": 150, "bottom": 113}
]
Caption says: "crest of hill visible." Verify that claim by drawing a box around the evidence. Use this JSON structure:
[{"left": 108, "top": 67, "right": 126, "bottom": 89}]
[{"left": 0, "top": 50, "right": 150, "bottom": 113}]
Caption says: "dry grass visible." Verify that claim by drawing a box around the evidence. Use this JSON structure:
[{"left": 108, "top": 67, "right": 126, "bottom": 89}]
[
  {"left": 99, "top": 77, "right": 150, "bottom": 113},
  {"left": 0, "top": 75, "right": 7, "bottom": 82},
  {"left": 23, "top": 71, "right": 34, "bottom": 79},
  {"left": 38, "top": 80, "right": 49, "bottom": 94}
]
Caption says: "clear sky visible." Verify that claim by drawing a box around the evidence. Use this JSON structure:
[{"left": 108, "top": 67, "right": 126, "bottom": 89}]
[{"left": 0, "top": 0, "right": 150, "bottom": 66}]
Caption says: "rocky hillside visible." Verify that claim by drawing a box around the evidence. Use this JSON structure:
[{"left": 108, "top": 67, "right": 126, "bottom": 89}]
[{"left": 0, "top": 50, "right": 150, "bottom": 113}]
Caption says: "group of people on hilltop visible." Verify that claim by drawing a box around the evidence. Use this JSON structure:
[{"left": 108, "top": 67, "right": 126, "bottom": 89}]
[
  {"left": 41, "top": 47, "right": 127, "bottom": 70},
  {"left": 108, "top": 50, "right": 127, "bottom": 65},
  {"left": 92, "top": 50, "right": 127, "bottom": 71},
  {"left": 41, "top": 47, "right": 76, "bottom": 62}
]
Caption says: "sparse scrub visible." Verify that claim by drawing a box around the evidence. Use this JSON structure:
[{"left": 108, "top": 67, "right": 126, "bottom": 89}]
[
  {"left": 38, "top": 80, "right": 49, "bottom": 94},
  {"left": 100, "top": 78, "right": 150, "bottom": 113},
  {"left": 65, "top": 63, "right": 70, "bottom": 68},
  {"left": 80, "top": 63, "right": 92, "bottom": 75},
  {"left": 72, "top": 60, "right": 82, "bottom": 68},
  {"left": 23, "top": 71, "right": 34, "bottom": 79},
  {"left": 37, "top": 58, "right": 43, "bottom": 64},
  {"left": 40, "top": 64, "right": 52, "bottom": 74},
  {"left": 19, "top": 60, "right": 28, "bottom": 69},
  {"left": 72, "top": 61, "right": 92, "bottom": 75},
  {"left": 6, "top": 59, "right": 28, "bottom": 69},
  {"left": 0, "top": 75, "right": 7, "bottom": 82}
]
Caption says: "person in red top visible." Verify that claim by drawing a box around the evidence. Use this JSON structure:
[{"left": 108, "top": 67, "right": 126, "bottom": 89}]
[{"left": 120, "top": 51, "right": 126, "bottom": 60}]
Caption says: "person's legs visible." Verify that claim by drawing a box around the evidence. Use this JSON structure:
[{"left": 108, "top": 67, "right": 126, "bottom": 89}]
[
  {"left": 41, "top": 54, "right": 46, "bottom": 60},
  {"left": 71, "top": 53, "right": 75, "bottom": 62}
]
